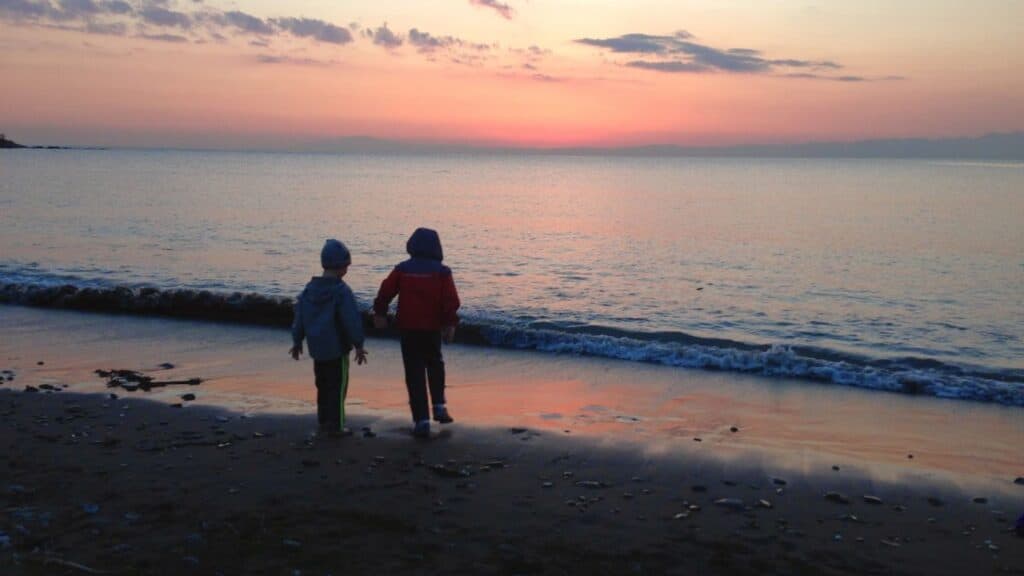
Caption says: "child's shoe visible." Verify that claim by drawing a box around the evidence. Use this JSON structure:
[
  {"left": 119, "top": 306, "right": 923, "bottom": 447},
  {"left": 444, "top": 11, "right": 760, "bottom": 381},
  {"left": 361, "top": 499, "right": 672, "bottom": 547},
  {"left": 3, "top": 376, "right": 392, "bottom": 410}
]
[
  {"left": 433, "top": 404, "right": 454, "bottom": 424},
  {"left": 413, "top": 420, "right": 431, "bottom": 438}
]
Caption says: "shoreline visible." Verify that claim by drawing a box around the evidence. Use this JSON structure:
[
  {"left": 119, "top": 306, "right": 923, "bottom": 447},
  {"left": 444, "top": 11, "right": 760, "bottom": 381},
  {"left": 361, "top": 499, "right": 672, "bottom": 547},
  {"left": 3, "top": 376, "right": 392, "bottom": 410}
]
[
  {"left": 1, "top": 306, "right": 1023, "bottom": 573},
  {"left": 2, "top": 389, "right": 1022, "bottom": 575}
]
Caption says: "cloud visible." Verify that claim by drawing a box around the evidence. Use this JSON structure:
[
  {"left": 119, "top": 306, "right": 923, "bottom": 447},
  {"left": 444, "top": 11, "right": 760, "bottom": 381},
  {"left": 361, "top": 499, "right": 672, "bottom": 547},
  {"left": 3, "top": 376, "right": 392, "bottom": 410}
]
[
  {"left": 270, "top": 16, "right": 353, "bottom": 45},
  {"left": 138, "top": 5, "right": 190, "bottom": 29},
  {"left": 577, "top": 31, "right": 851, "bottom": 76},
  {"left": 367, "top": 22, "right": 402, "bottom": 48},
  {"left": 255, "top": 53, "right": 330, "bottom": 66},
  {"left": 138, "top": 31, "right": 187, "bottom": 42},
  {"left": 408, "top": 27, "right": 455, "bottom": 52},
  {"left": 222, "top": 10, "right": 272, "bottom": 36},
  {"left": 469, "top": 0, "right": 513, "bottom": 20}
]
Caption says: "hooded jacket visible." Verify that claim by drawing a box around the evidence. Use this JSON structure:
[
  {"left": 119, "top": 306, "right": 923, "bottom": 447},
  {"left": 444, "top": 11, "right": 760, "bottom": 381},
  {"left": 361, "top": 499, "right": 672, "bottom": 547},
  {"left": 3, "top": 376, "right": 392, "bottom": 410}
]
[
  {"left": 373, "top": 228, "right": 460, "bottom": 331},
  {"left": 292, "top": 276, "right": 365, "bottom": 360}
]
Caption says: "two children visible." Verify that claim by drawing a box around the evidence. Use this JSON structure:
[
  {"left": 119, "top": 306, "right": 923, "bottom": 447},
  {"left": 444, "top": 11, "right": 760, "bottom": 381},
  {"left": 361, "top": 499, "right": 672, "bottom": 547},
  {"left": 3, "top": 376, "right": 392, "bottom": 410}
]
[{"left": 291, "top": 230, "right": 460, "bottom": 439}]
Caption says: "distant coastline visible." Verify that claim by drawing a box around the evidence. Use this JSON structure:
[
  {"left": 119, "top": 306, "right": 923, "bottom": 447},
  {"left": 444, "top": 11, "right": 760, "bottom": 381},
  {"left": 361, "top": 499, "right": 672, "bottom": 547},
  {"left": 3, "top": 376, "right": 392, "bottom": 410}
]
[
  {"left": 301, "top": 131, "right": 1024, "bottom": 160},
  {"left": 3, "top": 131, "right": 1022, "bottom": 159},
  {"left": 0, "top": 133, "right": 103, "bottom": 151}
]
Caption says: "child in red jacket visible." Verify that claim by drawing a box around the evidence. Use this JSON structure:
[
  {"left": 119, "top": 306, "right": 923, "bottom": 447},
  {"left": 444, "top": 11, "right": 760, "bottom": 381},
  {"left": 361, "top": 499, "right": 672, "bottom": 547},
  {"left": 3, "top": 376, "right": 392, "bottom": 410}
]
[{"left": 373, "top": 228, "right": 461, "bottom": 438}]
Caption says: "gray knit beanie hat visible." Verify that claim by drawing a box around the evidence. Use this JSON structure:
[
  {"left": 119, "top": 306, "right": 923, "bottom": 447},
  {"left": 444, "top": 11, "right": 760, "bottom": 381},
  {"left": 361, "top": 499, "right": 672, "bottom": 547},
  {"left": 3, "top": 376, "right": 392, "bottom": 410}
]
[{"left": 320, "top": 239, "right": 351, "bottom": 269}]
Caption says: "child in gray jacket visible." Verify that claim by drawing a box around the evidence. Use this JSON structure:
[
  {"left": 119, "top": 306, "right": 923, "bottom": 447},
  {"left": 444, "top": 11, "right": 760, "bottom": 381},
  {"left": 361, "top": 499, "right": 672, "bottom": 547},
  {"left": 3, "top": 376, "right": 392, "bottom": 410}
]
[{"left": 290, "top": 239, "right": 368, "bottom": 436}]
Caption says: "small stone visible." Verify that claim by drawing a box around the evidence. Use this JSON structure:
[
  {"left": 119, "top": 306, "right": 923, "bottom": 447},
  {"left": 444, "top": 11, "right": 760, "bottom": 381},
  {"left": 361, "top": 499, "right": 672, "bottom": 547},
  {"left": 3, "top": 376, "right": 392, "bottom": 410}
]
[
  {"left": 771, "top": 478, "right": 787, "bottom": 486},
  {"left": 688, "top": 504, "right": 701, "bottom": 511},
  {"left": 24, "top": 386, "right": 38, "bottom": 393},
  {"left": 730, "top": 426, "right": 739, "bottom": 433},
  {"left": 216, "top": 416, "right": 230, "bottom": 423},
  {"left": 972, "top": 497, "right": 988, "bottom": 504},
  {"left": 1014, "top": 477, "right": 1024, "bottom": 486},
  {"left": 37, "top": 361, "right": 44, "bottom": 366},
  {"left": 880, "top": 539, "right": 901, "bottom": 548},
  {"left": 542, "top": 482, "right": 553, "bottom": 488},
  {"left": 832, "top": 465, "right": 840, "bottom": 471},
  {"left": 833, "top": 533, "right": 843, "bottom": 541},
  {"left": 863, "top": 495, "right": 883, "bottom": 505},
  {"left": 673, "top": 512, "right": 689, "bottom": 520},
  {"left": 575, "top": 481, "right": 608, "bottom": 489},
  {"left": 693, "top": 437, "right": 702, "bottom": 442},
  {"left": 159, "top": 363, "right": 175, "bottom": 369},
  {"left": 622, "top": 492, "right": 634, "bottom": 499},
  {"left": 181, "top": 393, "right": 196, "bottom": 401},
  {"left": 824, "top": 492, "right": 850, "bottom": 505},
  {"left": 757, "top": 499, "right": 773, "bottom": 509},
  {"left": 691, "top": 485, "right": 707, "bottom": 493},
  {"left": 907, "top": 454, "right": 914, "bottom": 459},
  {"left": 713, "top": 498, "right": 745, "bottom": 510}
]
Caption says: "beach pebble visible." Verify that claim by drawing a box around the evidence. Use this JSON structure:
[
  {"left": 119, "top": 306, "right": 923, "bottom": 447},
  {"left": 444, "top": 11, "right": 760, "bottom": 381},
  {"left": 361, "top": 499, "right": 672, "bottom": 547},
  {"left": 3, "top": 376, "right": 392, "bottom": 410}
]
[
  {"left": 541, "top": 482, "right": 553, "bottom": 488},
  {"left": 771, "top": 477, "right": 787, "bottom": 486},
  {"left": 673, "top": 512, "right": 689, "bottom": 520},
  {"left": 36, "top": 361, "right": 44, "bottom": 365},
  {"left": 216, "top": 416, "right": 230, "bottom": 423},
  {"left": 181, "top": 393, "right": 196, "bottom": 401},
  {"left": 1014, "top": 477, "right": 1024, "bottom": 485},
  {"left": 832, "top": 465, "right": 840, "bottom": 471},
  {"left": 713, "top": 498, "right": 745, "bottom": 510},
  {"left": 575, "top": 481, "right": 608, "bottom": 489},
  {"left": 24, "top": 386, "right": 38, "bottom": 393},
  {"left": 824, "top": 492, "right": 850, "bottom": 505},
  {"left": 863, "top": 495, "right": 883, "bottom": 505},
  {"left": 159, "top": 363, "right": 175, "bottom": 369},
  {"left": 757, "top": 499, "right": 773, "bottom": 509}
]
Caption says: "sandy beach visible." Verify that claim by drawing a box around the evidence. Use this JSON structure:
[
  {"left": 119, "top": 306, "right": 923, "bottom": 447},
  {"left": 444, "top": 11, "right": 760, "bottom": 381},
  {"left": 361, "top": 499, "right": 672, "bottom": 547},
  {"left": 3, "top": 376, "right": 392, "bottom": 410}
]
[{"left": 1, "top": 306, "right": 1022, "bottom": 575}]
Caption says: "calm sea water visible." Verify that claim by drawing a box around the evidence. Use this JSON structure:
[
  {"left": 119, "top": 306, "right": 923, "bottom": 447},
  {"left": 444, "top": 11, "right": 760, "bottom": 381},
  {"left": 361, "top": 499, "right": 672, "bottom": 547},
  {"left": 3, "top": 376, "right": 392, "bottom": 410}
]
[{"left": 2, "top": 150, "right": 1023, "bottom": 403}]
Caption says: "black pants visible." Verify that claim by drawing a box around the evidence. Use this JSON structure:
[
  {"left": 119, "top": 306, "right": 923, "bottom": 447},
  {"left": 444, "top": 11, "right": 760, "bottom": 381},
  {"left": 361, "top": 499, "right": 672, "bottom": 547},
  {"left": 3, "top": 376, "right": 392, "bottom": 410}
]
[
  {"left": 313, "top": 357, "right": 349, "bottom": 430},
  {"left": 400, "top": 331, "right": 446, "bottom": 422}
]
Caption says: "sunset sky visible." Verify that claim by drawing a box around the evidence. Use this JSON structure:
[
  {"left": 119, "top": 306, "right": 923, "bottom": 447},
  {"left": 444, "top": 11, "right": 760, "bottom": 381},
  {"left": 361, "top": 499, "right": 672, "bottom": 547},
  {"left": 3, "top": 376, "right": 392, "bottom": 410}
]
[{"left": 2, "top": 0, "right": 1022, "bottom": 149}]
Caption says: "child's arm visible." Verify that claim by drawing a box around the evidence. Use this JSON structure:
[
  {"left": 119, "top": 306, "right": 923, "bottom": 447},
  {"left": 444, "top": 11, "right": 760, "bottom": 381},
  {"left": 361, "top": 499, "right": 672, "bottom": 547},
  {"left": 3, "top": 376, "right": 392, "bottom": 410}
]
[
  {"left": 290, "top": 293, "right": 305, "bottom": 360},
  {"left": 440, "top": 271, "right": 461, "bottom": 324},
  {"left": 372, "top": 267, "right": 401, "bottom": 327},
  {"left": 338, "top": 285, "right": 367, "bottom": 364}
]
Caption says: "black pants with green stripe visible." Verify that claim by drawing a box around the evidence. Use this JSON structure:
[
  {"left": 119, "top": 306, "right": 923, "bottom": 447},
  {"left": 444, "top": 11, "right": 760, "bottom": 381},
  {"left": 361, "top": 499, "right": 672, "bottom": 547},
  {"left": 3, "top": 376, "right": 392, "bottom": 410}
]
[{"left": 313, "top": 355, "right": 349, "bottom": 430}]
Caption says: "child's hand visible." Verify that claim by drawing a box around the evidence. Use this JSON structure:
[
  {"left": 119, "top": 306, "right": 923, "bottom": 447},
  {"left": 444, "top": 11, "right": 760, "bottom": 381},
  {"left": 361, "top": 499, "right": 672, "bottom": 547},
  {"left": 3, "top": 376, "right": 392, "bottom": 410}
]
[
  {"left": 354, "top": 347, "right": 368, "bottom": 365},
  {"left": 289, "top": 346, "right": 302, "bottom": 361},
  {"left": 442, "top": 325, "right": 456, "bottom": 344},
  {"left": 372, "top": 315, "right": 388, "bottom": 330}
]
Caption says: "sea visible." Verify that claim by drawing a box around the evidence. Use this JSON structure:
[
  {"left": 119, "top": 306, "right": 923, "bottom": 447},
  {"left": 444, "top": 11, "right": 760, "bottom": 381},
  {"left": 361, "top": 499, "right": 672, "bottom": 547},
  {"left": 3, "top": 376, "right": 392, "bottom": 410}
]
[{"left": 1, "top": 149, "right": 1022, "bottom": 405}]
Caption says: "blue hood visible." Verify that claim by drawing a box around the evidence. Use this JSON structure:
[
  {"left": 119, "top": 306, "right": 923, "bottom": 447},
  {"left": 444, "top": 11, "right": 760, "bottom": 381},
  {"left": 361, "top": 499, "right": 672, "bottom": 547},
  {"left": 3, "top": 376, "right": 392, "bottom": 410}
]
[{"left": 406, "top": 228, "right": 443, "bottom": 261}]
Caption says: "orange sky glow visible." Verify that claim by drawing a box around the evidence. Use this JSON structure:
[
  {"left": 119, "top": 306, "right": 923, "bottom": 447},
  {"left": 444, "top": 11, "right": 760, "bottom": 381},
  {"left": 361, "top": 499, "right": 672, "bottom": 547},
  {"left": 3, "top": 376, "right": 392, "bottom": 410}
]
[{"left": 1, "top": 0, "right": 1022, "bottom": 149}]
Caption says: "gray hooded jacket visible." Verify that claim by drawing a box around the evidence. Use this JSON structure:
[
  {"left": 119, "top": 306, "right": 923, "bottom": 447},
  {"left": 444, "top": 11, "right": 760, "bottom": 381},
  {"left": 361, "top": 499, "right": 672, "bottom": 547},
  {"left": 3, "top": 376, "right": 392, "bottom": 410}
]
[{"left": 292, "top": 277, "right": 365, "bottom": 361}]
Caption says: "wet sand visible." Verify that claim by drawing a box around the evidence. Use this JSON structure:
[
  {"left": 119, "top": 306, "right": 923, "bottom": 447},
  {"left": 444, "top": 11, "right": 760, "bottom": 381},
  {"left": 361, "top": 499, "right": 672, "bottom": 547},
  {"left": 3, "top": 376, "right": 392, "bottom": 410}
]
[{"left": 1, "top": 306, "right": 1023, "bottom": 575}]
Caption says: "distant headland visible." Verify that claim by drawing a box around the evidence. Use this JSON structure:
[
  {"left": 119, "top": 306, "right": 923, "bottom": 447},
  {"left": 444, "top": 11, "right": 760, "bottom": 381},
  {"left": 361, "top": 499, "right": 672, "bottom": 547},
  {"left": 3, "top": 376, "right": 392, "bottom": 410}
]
[{"left": 0, "top": 133, "right": 100, "bottom": 150}]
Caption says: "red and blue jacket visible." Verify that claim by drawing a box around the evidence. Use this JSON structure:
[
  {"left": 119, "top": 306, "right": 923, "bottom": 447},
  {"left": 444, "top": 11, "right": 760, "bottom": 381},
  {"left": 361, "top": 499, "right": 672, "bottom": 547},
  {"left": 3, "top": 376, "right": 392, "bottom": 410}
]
[{"left": 373, "top": 228, "right": 460, "bottom": 331}]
